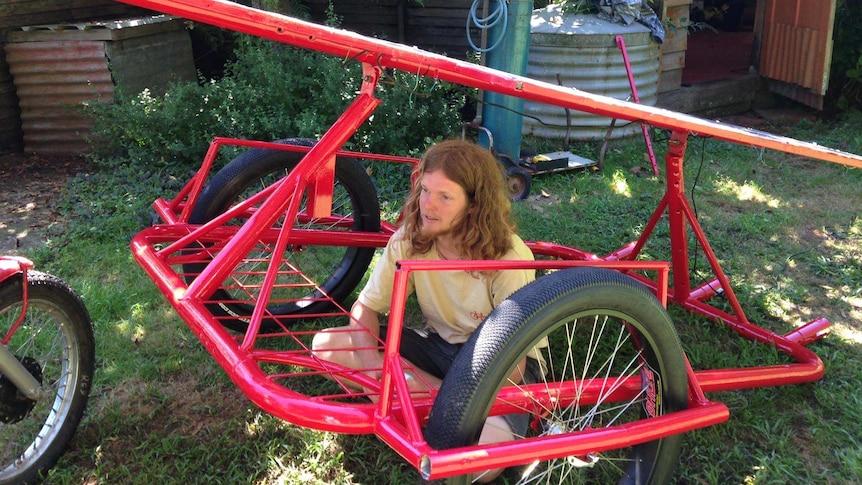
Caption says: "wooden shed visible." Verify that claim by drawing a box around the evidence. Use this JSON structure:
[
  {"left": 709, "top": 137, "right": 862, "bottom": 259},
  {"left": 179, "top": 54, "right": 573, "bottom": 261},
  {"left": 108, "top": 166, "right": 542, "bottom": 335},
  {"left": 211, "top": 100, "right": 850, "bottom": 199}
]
[
  {"left": 659, "top": 0, "right": 838, "bottom": 113},
  {"left": 304, "top": 0, "right": 480, "bottom": 59},
  {"left": 0, "top": 0, "right": 154, "bottom": 153}
]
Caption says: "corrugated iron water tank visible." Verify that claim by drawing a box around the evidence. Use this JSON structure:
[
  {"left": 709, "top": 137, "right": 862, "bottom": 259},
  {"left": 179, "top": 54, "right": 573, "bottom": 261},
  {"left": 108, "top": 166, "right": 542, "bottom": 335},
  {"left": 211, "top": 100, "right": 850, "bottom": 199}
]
[
  {"left": 523, "top": 5, "right": 660, "bottom": 141},
  {"left": 4, "top": 15, "right": 195, "bottom": 155}
]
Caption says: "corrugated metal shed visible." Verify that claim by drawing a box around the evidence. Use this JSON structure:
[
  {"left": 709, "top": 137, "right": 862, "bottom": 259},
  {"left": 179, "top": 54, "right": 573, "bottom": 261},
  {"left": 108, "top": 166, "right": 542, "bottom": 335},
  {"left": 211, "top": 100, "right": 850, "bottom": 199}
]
[
  {"left": 4, "top": 15, "right": 195, "bottom": 155},
  {"left": 0, "top": 0, "right": 148, "bottom": 153}
]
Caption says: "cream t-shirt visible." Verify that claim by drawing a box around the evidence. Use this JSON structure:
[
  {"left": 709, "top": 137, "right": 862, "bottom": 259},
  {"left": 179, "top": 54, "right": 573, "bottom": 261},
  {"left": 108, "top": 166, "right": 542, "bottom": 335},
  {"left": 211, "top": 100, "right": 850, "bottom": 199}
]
[{"left": 358, "top": 227, "right": 535, "bottom": 344}]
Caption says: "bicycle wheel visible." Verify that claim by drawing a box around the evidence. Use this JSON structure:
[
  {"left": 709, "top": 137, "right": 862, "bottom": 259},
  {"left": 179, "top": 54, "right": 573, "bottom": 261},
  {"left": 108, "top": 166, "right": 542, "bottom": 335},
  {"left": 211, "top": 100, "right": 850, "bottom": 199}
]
[
  {"left": 186, "top": 138, "right": 380, "bottom": 332},
  {"left": 0, "top": 271, "right": 95, "bottom": 485},
  {"left": 425, "top": 267, "right": 688, "bottom": 485}
]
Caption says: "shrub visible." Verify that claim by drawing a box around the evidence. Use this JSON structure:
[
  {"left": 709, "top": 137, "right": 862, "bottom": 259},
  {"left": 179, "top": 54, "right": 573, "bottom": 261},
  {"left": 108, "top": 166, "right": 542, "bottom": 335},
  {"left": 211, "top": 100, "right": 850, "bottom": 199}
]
[
  {"left": 83, "top": 34, "right": 470, "bottom": 173},
  {"left": 831, "top": 0, "right": 862, "bottom": 111}
]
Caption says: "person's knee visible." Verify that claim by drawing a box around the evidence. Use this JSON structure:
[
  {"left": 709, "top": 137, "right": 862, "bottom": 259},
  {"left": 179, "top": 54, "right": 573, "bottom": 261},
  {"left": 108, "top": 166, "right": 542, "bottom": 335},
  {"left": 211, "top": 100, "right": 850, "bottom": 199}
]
[
  {"left": 311, "top": 327, "right": 340, "bottom": 358},
  {"left": 311, "top": 326, "right": 370, "bottom": 368},
  {"left": 311, "top": 329, "right": 326, "bottom": 350}
]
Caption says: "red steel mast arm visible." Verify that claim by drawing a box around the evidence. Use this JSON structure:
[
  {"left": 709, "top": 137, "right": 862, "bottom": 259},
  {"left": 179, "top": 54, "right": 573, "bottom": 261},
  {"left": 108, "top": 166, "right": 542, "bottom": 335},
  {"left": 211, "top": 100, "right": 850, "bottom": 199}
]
[{"left": 118, "top": 0, "right": 862, "bottom": 169}]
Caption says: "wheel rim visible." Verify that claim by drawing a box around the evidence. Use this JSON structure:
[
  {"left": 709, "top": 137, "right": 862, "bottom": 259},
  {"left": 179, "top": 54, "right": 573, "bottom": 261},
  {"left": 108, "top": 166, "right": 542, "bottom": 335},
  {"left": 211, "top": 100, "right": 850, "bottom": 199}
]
[
  {"left": 441, "top": 308, "right": 682, "bottom": 485},
  {"left": 184, "top": 143, "right": 380, "bottom": 331},
  {"left": 511, "top": 311, "right": 669, "bottom": 484},
  {"left": 507, "top": 173, "right": 527, "bottom": 199},
  {"left": 0, "top": 298, "right": 80, "bottom": 481}
]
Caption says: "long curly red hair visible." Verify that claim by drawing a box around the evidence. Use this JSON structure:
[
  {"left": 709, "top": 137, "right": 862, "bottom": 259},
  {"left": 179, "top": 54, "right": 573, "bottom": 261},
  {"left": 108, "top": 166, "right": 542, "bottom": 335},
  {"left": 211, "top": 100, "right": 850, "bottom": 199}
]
[{"left": 399, "top": 139, "right": 516, "bottom": 260}]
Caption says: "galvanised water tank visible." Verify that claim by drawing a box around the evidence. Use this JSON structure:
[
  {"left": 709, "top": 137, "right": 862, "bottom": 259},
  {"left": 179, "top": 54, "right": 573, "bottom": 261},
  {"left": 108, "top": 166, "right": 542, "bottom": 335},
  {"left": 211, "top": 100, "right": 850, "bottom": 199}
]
[{"left": 523, "top": 5, "right": 660, "bottom": 141}]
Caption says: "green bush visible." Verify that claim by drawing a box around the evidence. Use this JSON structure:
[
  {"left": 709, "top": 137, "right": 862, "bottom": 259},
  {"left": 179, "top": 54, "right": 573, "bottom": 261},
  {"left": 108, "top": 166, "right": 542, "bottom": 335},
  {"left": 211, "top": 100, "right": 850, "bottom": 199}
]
[
  {"left": 73, "top": 33, "right": 470, "bottom": 243},
  {"left": 830, "top": 0, "right": 862, "bottom": 111},
  {"left": 83, "top": 35, "right": 469, "bottom": 172}
]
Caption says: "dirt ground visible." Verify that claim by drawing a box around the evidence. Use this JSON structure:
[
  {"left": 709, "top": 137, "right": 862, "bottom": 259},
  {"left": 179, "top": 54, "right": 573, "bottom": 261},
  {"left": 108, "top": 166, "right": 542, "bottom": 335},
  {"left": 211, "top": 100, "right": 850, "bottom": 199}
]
[{"left": 0, "top": 151, "right": 92, "bottom": 253}]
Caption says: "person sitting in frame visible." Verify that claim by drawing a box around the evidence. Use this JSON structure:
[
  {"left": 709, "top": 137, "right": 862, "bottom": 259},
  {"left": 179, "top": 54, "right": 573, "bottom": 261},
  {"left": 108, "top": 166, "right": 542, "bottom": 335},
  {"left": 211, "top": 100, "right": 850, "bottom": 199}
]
[{"left": 313, "top": 139, "right": 544, "bottom": 482}]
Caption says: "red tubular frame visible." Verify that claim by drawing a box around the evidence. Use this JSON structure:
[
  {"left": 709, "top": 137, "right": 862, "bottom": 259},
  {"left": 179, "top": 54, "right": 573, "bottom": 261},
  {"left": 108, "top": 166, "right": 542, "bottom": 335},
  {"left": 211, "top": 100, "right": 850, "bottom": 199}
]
[
  {"left": 119, "top": 0, "right": 861, "bottom": 479},
  {"left": 0, "top": 256, "right": 33, "bottom": 346},
  {"left": 615, "top": 34, "right": 658, "bottom": 176}
]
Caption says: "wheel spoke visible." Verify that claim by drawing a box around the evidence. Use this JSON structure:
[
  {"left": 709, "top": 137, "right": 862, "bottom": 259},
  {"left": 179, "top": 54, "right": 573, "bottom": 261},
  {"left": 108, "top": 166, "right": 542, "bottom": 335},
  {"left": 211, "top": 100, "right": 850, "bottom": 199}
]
[
  {"left": 183, "top": 141, "right": 380, "bottom": 332},
  {"left": 0, "top": 272, "right": 94, "bottom": 484},
  {"left": 425, "top": 267, "right": 687, "bottom": 485}
]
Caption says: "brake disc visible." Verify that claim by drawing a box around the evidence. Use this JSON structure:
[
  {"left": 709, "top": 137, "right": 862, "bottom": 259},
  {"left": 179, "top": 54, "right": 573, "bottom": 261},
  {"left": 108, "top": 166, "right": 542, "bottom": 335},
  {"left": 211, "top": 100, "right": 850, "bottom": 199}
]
[{"left": 0, "top": 356, "right": 43, "bottom": 424}]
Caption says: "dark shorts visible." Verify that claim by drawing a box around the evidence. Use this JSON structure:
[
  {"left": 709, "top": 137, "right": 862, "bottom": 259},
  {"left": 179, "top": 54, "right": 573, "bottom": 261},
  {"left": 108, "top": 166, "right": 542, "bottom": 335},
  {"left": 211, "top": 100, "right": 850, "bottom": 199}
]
[{"left": 381, "top": 325, "right": 543, "bottom": 437}]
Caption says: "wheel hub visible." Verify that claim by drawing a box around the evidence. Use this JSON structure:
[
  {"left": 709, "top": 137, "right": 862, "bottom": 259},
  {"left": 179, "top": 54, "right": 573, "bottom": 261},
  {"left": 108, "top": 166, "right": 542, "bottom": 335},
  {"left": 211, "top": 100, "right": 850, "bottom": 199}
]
[
  {"left": 567, "top": 453, "right": 599, "bottom": 468},
  {"left": 0, "top": 356, "right": 42, "bottom": 424},
  {"left": 542, "top": 419, "right": 599, "bottom": 468}
]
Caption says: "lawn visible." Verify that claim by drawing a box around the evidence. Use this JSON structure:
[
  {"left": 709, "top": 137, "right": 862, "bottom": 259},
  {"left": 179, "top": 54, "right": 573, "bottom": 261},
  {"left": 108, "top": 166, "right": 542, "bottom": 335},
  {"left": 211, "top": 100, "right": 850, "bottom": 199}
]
[{"left": 15, "top": 112, "right": 862, "bottom": 484}]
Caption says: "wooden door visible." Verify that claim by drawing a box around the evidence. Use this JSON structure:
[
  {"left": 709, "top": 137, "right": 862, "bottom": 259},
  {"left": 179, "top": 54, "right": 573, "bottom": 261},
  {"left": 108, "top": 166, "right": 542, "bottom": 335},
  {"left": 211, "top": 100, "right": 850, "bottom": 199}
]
[{"left": 759, "top": 0, "right": 837, "bottom": 109}]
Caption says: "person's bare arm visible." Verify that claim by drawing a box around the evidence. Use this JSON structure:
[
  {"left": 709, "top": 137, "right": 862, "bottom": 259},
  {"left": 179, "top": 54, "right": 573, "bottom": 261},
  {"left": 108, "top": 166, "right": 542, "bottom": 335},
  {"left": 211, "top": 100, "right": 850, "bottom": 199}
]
[{"left": 349, "top": 301, "right": 384, "bottom": 373}]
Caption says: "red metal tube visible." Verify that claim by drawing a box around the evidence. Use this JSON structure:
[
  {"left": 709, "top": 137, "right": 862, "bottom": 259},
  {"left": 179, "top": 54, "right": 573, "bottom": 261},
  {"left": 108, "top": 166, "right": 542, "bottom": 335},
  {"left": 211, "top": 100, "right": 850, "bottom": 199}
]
[
  {"left": 116, "top": 0, "right": 862, "bottom": 169},
  {"left": 409, "top": 402, "right": 730, "bottom": 479}
]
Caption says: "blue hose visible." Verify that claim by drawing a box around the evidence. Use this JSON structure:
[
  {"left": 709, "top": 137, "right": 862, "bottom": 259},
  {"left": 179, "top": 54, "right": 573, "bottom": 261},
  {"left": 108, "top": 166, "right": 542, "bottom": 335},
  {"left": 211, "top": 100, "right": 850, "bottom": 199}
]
[{"left": 467, "top": 0, "right": 508, "bottom": 53}]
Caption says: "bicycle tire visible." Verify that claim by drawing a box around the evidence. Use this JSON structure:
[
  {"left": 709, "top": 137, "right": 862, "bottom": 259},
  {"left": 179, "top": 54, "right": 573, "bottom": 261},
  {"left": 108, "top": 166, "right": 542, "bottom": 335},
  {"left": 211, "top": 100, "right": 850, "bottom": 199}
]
[
  {"left": 185, "top": 138, "right": 380, "bottom": 332},
  {"left": 424, "top": 267, "right": 688, "bottom": 485},
  {"left": 0, "top": 271, "right": 95, "bottom": 485}
]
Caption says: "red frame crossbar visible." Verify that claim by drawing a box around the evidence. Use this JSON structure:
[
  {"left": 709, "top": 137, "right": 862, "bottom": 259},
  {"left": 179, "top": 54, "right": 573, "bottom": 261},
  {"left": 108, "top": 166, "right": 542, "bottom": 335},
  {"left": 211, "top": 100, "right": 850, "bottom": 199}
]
[{"left": 120, "top": 0, "right": 860, "bottom": 479}]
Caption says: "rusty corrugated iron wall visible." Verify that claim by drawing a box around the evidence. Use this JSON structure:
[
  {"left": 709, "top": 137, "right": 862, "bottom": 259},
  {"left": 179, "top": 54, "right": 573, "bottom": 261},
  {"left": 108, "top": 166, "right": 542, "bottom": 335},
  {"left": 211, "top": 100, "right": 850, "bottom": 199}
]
[
  {"left": 5, "top": 39, "right": 114, "bottom": 155},
  {"left": 4, "top": 16, "right": 195, "bottom": 155},
  {"left": 0, "top": 0, "right": 148, "bottom": 153}
]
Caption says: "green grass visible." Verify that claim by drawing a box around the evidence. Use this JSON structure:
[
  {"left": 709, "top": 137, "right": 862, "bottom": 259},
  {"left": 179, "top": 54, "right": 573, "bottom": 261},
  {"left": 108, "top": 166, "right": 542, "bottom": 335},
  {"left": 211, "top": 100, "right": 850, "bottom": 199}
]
[{"left": 16, "top": 112, "right": 862, "bottom": 484}]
